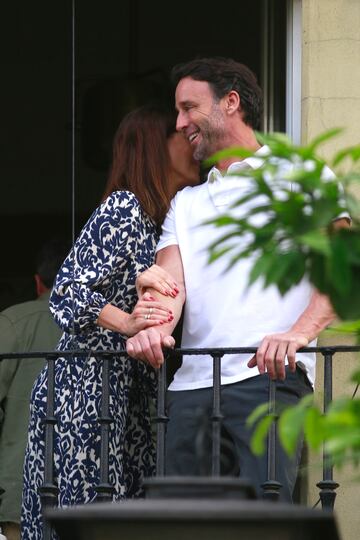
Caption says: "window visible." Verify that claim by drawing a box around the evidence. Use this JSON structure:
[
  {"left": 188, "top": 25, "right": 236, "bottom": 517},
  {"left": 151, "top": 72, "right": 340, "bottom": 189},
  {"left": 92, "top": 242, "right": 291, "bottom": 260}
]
[{"left": 1, "top": 0, "right": 291, "bottom": 310}]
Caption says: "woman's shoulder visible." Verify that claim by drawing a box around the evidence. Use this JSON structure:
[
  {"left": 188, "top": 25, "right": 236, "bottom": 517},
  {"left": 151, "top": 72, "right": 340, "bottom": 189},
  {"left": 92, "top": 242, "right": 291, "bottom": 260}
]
[
  {"left": 100, "top": 190, "right": 143, "bottom": 218},
  {"left": 102, "top": 190, "right": 140, "bottom": 208}
]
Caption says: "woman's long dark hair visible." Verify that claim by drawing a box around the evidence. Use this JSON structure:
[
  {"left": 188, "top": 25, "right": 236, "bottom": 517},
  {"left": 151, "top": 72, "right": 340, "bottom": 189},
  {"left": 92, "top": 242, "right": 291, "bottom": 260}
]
[{"left": 102, "top": 104, "right": 176, "bottom": 225}]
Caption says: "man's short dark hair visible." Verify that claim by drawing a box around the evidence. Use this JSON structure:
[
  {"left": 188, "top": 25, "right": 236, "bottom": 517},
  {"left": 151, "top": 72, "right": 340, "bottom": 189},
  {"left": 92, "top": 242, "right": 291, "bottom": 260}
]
[
  {"left": 36, "top": 238, "right": 69, "bottom": 289},
  {"left": 171, "top": 56, "right": 263, "bottom": 130}
]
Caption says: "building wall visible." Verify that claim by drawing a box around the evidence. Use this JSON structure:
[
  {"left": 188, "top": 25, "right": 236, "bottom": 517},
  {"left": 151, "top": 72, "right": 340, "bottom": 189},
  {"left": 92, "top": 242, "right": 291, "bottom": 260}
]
[{"left": 301, "top": 2, "right": 360, "bottom": 540}]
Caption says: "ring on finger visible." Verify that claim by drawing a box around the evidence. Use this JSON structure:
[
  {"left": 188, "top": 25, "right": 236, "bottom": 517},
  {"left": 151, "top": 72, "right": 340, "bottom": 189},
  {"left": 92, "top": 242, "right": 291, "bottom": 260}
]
[{"left": 149, "top": 307, "right": 153, "bottom": 315}]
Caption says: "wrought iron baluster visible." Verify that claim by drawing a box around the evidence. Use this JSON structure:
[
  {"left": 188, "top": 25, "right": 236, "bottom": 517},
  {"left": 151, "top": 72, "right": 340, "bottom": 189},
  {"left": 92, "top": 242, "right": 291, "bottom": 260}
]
[
  {"left": 39, "top": 354, "right": 59, "bottom": 540},
  {"left": 317, "top": 350, "right": 338, "bottom": 510},
  {"left": 95, "top": 353, "right": 115, "bottom": 501},
  {"left": 211, "top": 354, "right": 224, "bottom": 476},
  {"left": 262, "top": 378, "right": 281, "bottom": 501},
  {"left": 156, "top": 357, "right": 168, "bottom": 476}
]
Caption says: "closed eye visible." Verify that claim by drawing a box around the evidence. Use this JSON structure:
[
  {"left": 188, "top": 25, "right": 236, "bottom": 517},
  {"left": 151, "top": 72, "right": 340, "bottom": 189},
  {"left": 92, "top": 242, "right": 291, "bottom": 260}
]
[{"left": 179, "top": 101, "right": 196, "bottom": 112}]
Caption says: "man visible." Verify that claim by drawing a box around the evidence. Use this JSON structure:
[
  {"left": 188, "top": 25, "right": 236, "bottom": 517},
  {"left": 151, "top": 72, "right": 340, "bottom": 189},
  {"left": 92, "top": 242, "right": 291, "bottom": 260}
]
[
  {"left": 127, "top": 57, "right": 348, "bottom": 501},
  {"left": 0, "top": 238, "right": 68, "bottom": 540}
]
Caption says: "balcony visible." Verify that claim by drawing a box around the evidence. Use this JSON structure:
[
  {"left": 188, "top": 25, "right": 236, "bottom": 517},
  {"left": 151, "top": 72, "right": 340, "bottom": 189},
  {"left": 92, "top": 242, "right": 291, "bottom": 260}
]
[{"left": 1, "top": 344, "right": 359, "bottom": 540}]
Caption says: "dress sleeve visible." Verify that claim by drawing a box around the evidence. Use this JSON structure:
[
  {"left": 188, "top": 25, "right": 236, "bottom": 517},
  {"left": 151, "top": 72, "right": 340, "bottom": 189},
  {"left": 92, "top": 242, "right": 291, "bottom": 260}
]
[{"left": 49, "top": 191, "right": 139, "bottom": 334}]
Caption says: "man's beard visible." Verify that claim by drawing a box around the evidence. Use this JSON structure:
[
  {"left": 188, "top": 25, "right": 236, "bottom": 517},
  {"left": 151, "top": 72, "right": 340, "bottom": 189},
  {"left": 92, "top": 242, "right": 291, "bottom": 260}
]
[{"left": 193, "top": 106, "right": 226, "bottom": 161}]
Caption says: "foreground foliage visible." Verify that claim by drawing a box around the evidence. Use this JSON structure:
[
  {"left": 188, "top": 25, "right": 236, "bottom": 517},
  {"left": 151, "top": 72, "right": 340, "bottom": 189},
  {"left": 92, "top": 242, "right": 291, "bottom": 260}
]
[{"left": 205, "top": 129, "right": 360, "bottom": 467}]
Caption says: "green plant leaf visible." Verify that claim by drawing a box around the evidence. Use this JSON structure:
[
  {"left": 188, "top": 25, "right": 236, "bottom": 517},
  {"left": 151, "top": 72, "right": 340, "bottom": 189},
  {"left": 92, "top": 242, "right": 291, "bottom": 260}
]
[
  {"left": 330, "top": 320, "right": 360, "bottom": 334},
  {"left": 208, "top": 245, "right": 234, "bottom": 264},
  {"left": 351, "top": 370, "right": 360, "bottom": 384},
  {"left": 204, "top": 147, "right": 255, "bottom": 167},
  {"left": 305, "top": 127, "right": 344, "bottom": 153},
  {"left": 248, "top": 253, "right": 276, "bottom": 286},
  {"left": 333, "top": 145, "right": 360, "bottom": 167},
  {"left": 325, "top": 430, "right": 360, "bottom": 455},
  {"left": 297, "top": 231, "right": 331, "bottom": 256},
  {"left": 278, "top": 394, "right": 314, "bottom": 455},
  {"left": 328, "top": 235, "right": 351, "bottom": 296},
  {"left": 250, "top": 414, "right": 276, "bottom": 456},
  {"left": 304, "top": 407, "right": 324, "bottom": 451},
  {"left": 246, "top": 402, "right": 270, "bottom": 427},
  {"left": 204, "top": 215, "right": 240, "bottom": 227}
]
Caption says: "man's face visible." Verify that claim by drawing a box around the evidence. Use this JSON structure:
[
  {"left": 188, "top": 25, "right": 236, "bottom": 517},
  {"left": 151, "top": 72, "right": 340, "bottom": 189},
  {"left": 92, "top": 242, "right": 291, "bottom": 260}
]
[{"left": 175, "top": 77, "right": 227, "bottom": 161}]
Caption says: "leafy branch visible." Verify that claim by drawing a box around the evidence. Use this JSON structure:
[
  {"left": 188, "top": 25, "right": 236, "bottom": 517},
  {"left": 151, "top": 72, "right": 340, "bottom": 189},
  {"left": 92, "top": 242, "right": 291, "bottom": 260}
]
[
  {"left": 204, "top": 129, "right": 360, "bottom": 467},
  {"left": 205, "top": 130, "right": 360, "bottom": 320}
]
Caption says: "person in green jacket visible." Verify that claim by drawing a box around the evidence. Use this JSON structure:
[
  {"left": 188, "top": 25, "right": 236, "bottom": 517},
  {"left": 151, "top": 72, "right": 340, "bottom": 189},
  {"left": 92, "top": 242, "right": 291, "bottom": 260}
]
[{"left": 0, "top": 238, "right": 68, "bottom": 540}]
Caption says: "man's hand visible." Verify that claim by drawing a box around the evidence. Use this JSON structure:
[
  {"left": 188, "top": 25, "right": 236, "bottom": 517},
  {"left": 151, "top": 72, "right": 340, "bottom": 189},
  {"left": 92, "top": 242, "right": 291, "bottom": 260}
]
[
  {"left": 247, "top": 331, "right": 309, "bottom": 380},
  {"left": 247, "top": 288, "right": 336, "bottom": 380},
  {"left": 126, "top": 327, "right": 175, "bottom": 369}
]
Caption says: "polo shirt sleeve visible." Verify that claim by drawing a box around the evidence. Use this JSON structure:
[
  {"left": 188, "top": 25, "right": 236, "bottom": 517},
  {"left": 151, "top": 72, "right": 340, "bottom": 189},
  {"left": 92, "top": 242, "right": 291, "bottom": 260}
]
[{"left": 156, "top": 194, "right": 179, "bottom": 253}]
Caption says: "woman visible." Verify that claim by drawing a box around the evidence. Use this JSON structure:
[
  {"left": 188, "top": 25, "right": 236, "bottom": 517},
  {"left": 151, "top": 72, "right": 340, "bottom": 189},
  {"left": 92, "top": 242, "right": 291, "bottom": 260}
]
[{"left": 21, "top": 104, "right": 199, "bottom": 538}]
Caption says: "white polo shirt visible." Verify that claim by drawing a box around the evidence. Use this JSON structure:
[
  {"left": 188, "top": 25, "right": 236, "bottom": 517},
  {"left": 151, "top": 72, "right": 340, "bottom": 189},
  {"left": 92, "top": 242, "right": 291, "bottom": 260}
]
[{"left": 156, "top": 149, "right": 341, "bottom": 390}]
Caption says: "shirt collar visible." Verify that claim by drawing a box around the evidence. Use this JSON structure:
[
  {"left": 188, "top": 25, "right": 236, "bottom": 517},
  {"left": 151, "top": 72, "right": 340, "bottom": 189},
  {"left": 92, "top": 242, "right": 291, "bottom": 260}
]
[{"left": 207, "top": 145, "right": 269, "bottom": 183}]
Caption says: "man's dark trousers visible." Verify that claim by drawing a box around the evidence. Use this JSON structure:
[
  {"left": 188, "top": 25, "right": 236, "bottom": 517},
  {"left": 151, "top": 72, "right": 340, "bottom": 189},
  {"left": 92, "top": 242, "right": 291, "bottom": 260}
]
[{"left": 165, "top": 366, "right": 313, "bottom": 502}]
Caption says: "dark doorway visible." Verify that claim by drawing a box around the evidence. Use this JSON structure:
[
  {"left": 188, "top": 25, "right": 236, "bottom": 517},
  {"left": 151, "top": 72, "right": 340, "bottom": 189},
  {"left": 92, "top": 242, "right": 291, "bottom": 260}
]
[{"left": 0, "top": 0, "right": 286, "bottom": 310}]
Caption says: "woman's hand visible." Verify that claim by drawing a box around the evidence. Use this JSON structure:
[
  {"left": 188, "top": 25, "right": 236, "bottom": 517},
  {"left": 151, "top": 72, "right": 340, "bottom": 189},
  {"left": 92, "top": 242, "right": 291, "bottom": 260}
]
[
  {"left": 122, "top": 294, "right": 174, "bottom": 337},
  {"left": 136, "top": 264, "right": 179, "bottom": 298}
]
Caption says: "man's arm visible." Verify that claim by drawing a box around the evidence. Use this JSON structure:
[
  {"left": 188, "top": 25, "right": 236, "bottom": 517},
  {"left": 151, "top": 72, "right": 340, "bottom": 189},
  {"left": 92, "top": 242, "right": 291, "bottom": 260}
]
[
  {"left": 247, "top": 289, "right": 336, "bottom": 380},
  {"left": 248, "top": 217, "right": 350, "bottom": 380},
  {"left": 126, "top": 245, "right": 185, "bottom": 368}
]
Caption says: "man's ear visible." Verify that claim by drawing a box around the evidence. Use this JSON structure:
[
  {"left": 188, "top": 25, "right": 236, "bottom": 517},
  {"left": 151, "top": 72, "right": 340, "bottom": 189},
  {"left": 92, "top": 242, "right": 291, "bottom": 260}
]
[
  {"left": 225, "top": 90, "right": 240, "bottom": 115},
  {"left": 34, "top": 273, "right": 49, "bottom": 297}
]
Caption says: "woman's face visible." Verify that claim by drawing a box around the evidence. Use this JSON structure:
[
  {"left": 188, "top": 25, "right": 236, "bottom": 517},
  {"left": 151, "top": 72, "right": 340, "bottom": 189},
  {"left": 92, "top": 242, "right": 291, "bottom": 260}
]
[{"left": 167, "top": 131, "right": 200, "bottom": 192}]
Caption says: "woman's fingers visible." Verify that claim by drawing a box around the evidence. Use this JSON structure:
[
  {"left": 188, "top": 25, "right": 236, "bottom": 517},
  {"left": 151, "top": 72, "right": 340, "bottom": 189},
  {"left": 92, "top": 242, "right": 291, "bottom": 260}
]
[
  {"left": 133, "top": 303, "right": 174, "bottom": 326},
  {"left": 143, "top": 277, "right": 177, "bottom": 297},
  {"left": 126, "top": 296, "right": 175, "bottom": 336},
  {"left": 159, "top": 279, "right": 178, "bottom": 297},
  {"left": 136, "top": 308, "right": 172, "bottom": 320},
  {"left": 136, "top": 300, "right": 173, "bottom": 314},
  {"left": 136, "top": 265, "right": 179, "bottom": 297}
]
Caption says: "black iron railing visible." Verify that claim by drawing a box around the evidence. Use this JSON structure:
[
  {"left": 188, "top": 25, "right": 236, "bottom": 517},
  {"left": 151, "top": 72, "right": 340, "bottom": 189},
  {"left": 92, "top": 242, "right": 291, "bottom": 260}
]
[
  {"left": 0, "top": 345, "right": 359, "bottom": 540},
  {"left": 156, "top": 345, "right": 359, "bottom": 508}
]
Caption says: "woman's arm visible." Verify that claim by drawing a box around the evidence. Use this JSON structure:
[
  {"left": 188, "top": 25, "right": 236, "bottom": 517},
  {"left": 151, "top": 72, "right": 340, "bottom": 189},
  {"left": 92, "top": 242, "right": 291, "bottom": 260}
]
[
  {"left": 96, "top": 296, "right": 173, "bottom": 337},
  {"left": 49, "top": 192, "right": 147, "bottom": 335}
]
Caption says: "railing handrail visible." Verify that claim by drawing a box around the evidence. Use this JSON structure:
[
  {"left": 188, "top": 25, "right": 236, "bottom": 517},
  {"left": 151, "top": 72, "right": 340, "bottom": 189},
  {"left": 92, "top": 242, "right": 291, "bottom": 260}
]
[{"left": 1, "top": 344, "right": 359, "bottom": 361}]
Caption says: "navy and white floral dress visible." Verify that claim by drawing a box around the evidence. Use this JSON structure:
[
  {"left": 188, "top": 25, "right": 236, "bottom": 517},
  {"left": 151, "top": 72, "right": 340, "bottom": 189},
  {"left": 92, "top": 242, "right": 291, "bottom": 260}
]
[{"left": 21, "top": 191, "right": 159, "bottom": 539}]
